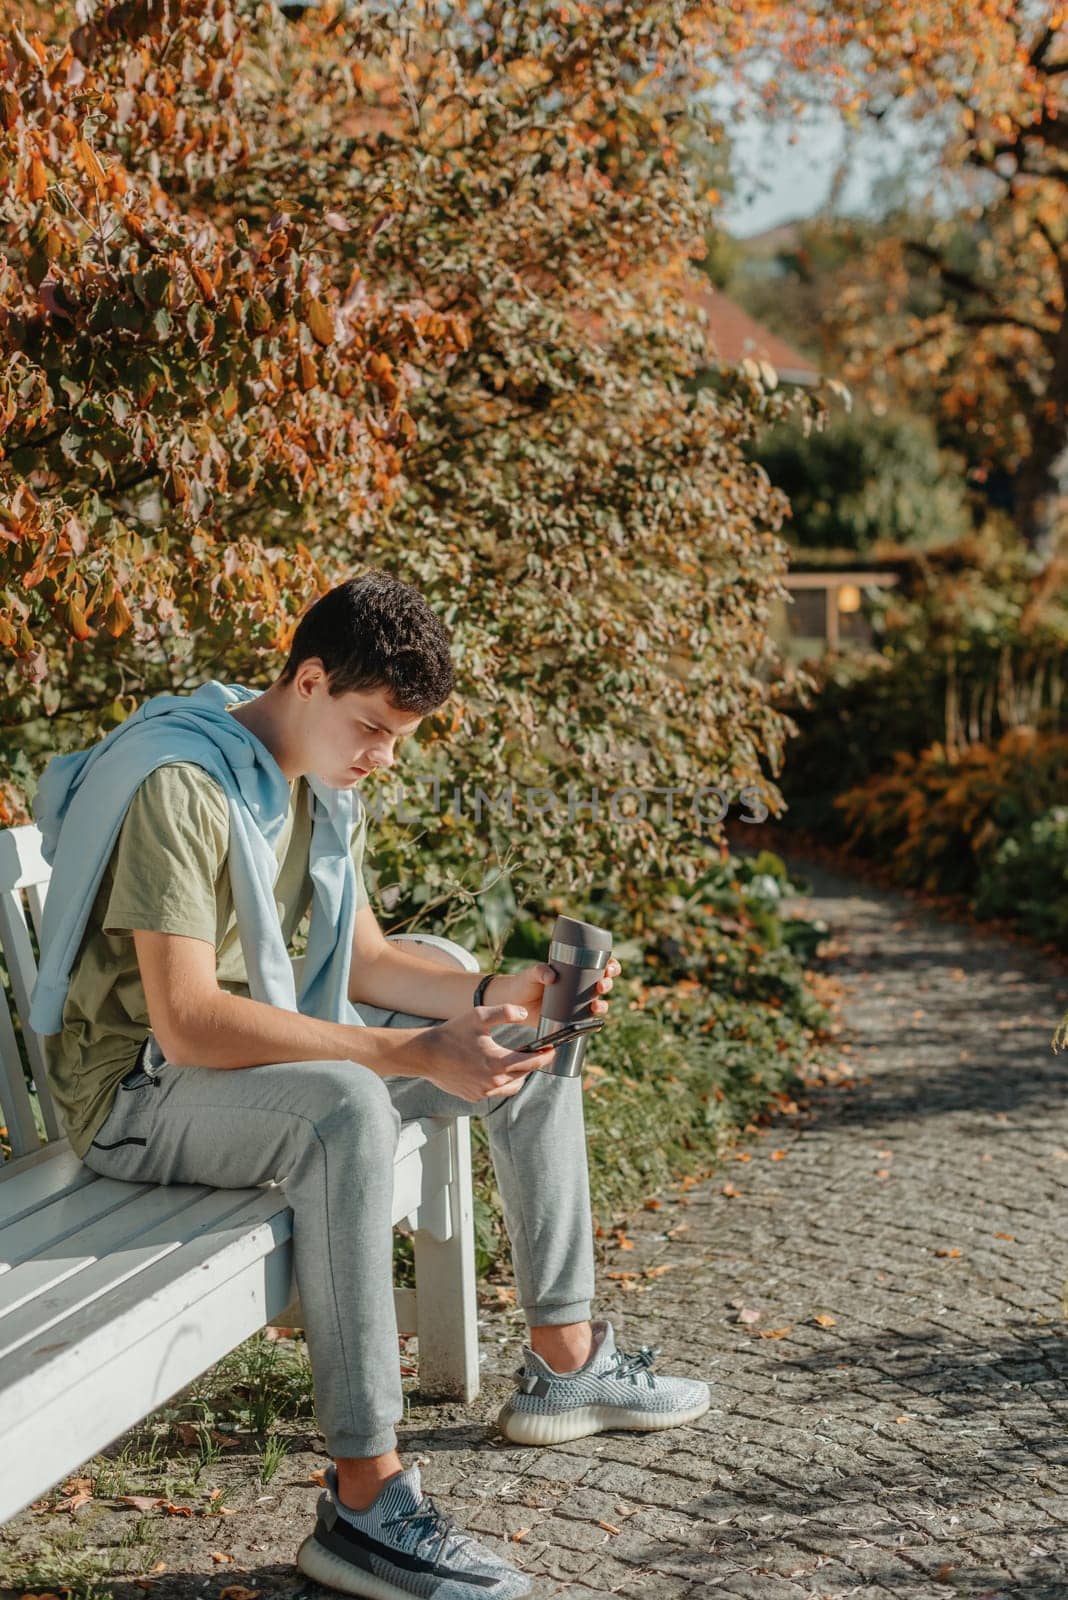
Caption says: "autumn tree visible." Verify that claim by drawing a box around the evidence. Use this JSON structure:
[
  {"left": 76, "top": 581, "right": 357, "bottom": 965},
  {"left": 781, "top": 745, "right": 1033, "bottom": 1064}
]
[
  {"left": 2, "top": 1, "right": 828, "bottom": 939},
  {"left": 730, "top": 2, "right": 1068, "bottom": 556}
]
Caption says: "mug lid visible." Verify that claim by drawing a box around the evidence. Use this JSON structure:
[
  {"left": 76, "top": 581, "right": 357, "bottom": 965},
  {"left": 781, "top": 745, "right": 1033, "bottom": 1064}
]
[{"left": 551, "top": 914, "right": 613, "bottom": 950}]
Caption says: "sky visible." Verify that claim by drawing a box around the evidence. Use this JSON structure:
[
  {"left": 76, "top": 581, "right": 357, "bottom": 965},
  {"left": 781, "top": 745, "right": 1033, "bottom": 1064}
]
[{"left": 718, "top": 100, "right": 941, "bottom": 239}]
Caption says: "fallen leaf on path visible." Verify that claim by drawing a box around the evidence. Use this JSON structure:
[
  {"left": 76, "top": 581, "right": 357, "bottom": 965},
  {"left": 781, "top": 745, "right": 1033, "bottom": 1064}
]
[
  {"left": 118, "top": 1495, "right": 164, "bottom": 1512},
  {"left": 758, "top": 1327, "right": 792, "bottom": 1340},
  {"left": 737, "top": 1307, "right": 762, "bottom": 1324},
  {"left": 813, "top": 1314, "right": 837, "bottom": 1328},
  {"left": 721, "top": 1183, "right": 741, "bottom": 1199},
  {"left": 306, "top": 1471, "right": 328, "bottom": 1488},
  {"left": 511, "top": 1528, "right": 530, "bottom": 1542},
  {"left": 734, "top": 1152, "right": 751, "bottom": 1162},
  {"left": 211, "top": 1554, "right": 234, "bottom": 1565},
  {"left": 160, "top": 1502, "right": 194, "bottom": 1517},
  {"left": 219, "top": 1587, "right": 260, "bottom": 1600},
  {"left": 597, "top": 1520, "right": 621, "bottom": 1535},
  {"left": 643, "top": 1264, "right": 676, "bottom": 1278},
  {"left": 642, "top": 1198, "right": 661, "bottom": 1211},
  {"left": 934, "top": 1248, "right": 962, "bottom": 1258},
  {"left": 875, "top": 1169, "right": 891, "bottom": 1181},
  {"left": 770, "top": 1150, "right": 788, "bottom": 1161},
  {"left": 606, "top": 1271, "right": 639, "bottom": 1282},
  {"left": 994, "top": 1232, "right": 1016, "bottom": 1241}
]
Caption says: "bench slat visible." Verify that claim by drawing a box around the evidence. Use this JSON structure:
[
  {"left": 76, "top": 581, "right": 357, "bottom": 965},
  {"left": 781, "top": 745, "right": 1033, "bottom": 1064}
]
[
  {"left": 0, "top": 1145, "right": 98, "bottom": 1232},
  {"left": 0, "top": 825, "right": 50, "bottom": 895},
  {"left": 1, "top": 1174, "right": 160, "bottom": 1275},
  {"left": 0, "top": 886, "right": 60, "bottom": 1143},
  {"left": 0, "top": 1180, "right": 216, "bottom": 1327},
  {"left": 0, "top": 977, "right": 40, "bottom": 1160},
  {"left": 0, "top": 1183, "right": 280, "bottom": 1365}
]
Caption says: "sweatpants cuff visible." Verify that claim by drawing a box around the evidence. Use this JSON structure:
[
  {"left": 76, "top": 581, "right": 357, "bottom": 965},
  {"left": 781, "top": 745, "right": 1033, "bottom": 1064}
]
[
  {"left": 324, "top": 1426, "right": 399, "bottom": 1460},
  {"left": 524, "top": 1300, "right": 593, "bottom": 1327}
]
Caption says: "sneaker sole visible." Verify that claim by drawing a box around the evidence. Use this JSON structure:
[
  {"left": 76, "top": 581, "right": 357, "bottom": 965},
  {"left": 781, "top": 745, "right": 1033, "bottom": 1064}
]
[
  {"left": 496, "top": 1391, "right": 711, "bottom": 1446},
  {"left": 295, "top": 1532, "right": 415, "bottom": 1600}
]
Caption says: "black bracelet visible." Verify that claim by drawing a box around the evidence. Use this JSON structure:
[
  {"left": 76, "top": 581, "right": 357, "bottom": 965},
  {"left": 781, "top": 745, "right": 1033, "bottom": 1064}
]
[{"left": 473, "top": 972, "right": 498, "bottom": 1007}]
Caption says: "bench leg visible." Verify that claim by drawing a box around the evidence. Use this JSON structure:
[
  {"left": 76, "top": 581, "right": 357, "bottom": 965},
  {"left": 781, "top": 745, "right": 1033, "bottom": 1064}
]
[{"left": 412, "top": 1114, "right": 481, "bottom": 1402}]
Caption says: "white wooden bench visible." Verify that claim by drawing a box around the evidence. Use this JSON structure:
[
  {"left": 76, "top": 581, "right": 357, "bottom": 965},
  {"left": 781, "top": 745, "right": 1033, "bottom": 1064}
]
[{"left": 0, "top": 821, "right": 481, "bottom": 1525}]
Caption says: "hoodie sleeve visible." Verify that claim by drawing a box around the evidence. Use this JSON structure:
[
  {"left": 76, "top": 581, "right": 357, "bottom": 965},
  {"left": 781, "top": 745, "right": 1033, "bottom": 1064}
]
[{"left": 102, "top": 762, "right": 229, "bottom": 943}]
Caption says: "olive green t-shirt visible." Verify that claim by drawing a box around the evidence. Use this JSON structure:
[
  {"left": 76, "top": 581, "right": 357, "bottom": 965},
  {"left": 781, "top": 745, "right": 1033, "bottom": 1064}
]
[{"left": 42, "top": 758, "right": 370, "bottom": 1160}]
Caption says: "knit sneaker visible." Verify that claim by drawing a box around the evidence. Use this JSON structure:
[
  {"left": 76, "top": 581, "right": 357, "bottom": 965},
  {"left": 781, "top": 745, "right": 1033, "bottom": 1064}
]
[
  {"left": 295, "top": 1462, "right": 532, "bottom": 1598},
  {"left": 496, "top": 1318, "right": 711, "bottom": 1447}
]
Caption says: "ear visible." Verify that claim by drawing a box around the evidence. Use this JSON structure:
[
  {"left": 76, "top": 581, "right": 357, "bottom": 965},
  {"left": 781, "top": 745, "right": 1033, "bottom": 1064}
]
[{"left": 292, "top": 658, "right": 328, "bottom": 700}]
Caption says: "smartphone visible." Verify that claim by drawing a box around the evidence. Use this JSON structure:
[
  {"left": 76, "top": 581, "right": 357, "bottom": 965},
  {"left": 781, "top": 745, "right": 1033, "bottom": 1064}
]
[{"left": 518, "top": 1017, "right": 606, "bottom": 1053}]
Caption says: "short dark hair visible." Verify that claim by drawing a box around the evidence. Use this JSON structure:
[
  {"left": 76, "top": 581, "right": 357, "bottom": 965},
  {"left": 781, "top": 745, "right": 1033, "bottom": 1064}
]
[{"left": 277, "top": 571, "right": 454, "bottom": 713}]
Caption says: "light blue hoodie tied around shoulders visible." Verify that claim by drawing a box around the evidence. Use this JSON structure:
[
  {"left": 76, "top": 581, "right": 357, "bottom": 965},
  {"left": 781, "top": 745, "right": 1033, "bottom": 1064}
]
[{"left": 28, "top": 678, "right": 367, "bottom": 1038}]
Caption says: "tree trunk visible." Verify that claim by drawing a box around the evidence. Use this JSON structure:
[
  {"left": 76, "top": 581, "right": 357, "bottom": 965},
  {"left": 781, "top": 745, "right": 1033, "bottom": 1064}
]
[{"left": 1013, "top": 301, "right": 1068, "bottom": 557}]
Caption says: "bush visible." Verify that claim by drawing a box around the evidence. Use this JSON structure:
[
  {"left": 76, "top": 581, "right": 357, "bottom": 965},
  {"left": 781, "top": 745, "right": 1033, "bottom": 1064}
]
[
  {"left": 833, "top": 729, "right": 1068, "bottom": 944},
  {"left": 974, "top": 808, "right": 1068, "bottom": 947},
  {"left": 752, "top": 406, "right": 972, "bottom": 556}
]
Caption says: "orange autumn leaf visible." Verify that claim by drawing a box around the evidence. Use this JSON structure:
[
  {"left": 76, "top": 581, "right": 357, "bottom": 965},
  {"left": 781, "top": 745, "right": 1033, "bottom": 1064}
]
[{"left": 757, "top": 1326, "right": 792, "bottom": 1340}]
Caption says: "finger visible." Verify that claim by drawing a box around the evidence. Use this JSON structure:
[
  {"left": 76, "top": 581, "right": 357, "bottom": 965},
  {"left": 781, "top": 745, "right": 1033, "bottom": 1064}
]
[
  {"left": 494, "top": 1043, "right": 555, "bottom": 1070},
  {"left": 489, "top": 1068, "right": 531, "bottom": 1094},
  {"left": 490, "top": 1077, "right": 528, "bottom": 1101},
  {"left": 607, "top": 959, "right": 621, "bottom": 977},
  {"left": 592, "top": 998, "right": 608, "bottom": 1014},
  {"left": 477, "top": 1003, "right": 530, "bottom": 1026},
  {"left": 596, "top": 975, "right": 614, "bottom": 993},
  {"left": 539, "top": 963, "right": 559, "bottom": 984}
]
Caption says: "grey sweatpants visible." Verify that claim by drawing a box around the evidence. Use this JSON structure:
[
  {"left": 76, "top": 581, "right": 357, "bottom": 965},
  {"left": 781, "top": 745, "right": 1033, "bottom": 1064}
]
[{"left": 80, "top": 1004, "right": 596, "bottom": 1459}]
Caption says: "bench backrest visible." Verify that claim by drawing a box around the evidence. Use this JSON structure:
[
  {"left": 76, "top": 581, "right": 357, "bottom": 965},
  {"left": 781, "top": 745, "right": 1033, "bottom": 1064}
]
[{"left": 0, "top": 825, "right": 61, "bottom": 1162}]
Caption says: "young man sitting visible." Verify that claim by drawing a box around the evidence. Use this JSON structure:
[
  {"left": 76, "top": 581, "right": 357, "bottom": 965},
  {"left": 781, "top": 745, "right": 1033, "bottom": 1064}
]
[{"left": 31, "top": 570, "right": 710, "bottom": 1600}]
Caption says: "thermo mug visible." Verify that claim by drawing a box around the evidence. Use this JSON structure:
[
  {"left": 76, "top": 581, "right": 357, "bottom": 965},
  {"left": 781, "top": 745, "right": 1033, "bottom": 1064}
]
[{"left": 530, "top": 914, "right": 613, "bottom": 1078}]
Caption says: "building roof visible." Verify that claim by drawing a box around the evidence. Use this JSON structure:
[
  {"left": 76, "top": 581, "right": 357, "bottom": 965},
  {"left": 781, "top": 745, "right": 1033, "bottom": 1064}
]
[{"left": 681, "top": 279, "right": 821, "bottom": 387}]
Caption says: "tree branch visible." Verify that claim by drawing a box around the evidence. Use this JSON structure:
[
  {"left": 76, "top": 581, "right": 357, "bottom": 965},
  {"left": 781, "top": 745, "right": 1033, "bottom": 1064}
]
[{"left": 903, "top": 239, "right": 999, "bottom": 304}]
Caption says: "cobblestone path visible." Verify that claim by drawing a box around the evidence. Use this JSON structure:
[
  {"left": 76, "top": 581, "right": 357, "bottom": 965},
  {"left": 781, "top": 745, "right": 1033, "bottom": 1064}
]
[{"left": 411, "top": 859, "right": 1068, "bottom": 1598}]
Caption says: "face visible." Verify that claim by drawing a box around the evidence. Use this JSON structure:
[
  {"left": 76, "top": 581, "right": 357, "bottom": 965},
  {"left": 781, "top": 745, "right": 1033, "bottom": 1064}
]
[{"left": 290, "top": 659, "right": 424, "bottom": 789}]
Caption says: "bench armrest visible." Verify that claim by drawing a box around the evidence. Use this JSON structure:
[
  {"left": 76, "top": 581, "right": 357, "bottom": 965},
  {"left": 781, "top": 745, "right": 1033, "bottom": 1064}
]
[{"left": 385, "top": 931, "right": 480, "bottom": 975}]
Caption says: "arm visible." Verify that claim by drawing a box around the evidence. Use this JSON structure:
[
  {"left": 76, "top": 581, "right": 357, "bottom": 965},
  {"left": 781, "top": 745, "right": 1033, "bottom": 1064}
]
[
  {"left": 348, "top": 904, "right": 622, "bottom": 1023},
  {"left": 348, "top": 904, "right": 511, "bottom": 1018},
  {"left": 135, "top": 927, "right": 417, "bottom": 1074},
  {"left": 134, "top": 926, "right": 554, "bottom": 1095}
]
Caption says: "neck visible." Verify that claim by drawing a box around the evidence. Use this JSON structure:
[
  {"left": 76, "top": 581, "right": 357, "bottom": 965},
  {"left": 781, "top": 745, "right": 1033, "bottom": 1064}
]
[{"left": 228, "top": 685, "right": 302, "bottom": 783}]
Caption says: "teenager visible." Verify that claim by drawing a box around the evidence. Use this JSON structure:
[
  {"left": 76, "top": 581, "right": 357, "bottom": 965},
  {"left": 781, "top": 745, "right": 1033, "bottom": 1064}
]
[{"left": 31, "top": 571, "right": 710, "bottom": 1600}]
